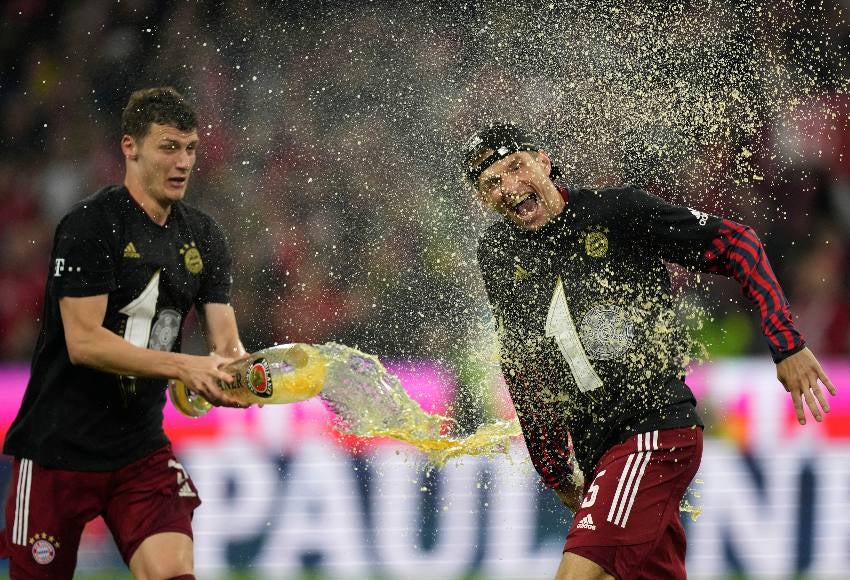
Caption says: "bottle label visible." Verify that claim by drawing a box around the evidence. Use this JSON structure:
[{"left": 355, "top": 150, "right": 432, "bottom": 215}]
[{"left": 247, "top": 358, "right": 273, "bottom": 398}]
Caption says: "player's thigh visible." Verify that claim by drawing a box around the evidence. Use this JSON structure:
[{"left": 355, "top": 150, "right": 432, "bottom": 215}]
[
  {"left": 555, "top": 551, "right": 615, "bottom": 580},
  {"left": 128, "top": 531, "right": 193, "bottom": 580},
  {"left": 104, "top": 444, "right": 201, "bottom": 565},
  {"left": 3, "top": 458, "right": 106, "bottom": 579}
]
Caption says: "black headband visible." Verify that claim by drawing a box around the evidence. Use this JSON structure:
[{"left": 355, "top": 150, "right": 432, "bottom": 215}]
[{"left": 463, "top": 122, "right": 541, "bottom": 184}]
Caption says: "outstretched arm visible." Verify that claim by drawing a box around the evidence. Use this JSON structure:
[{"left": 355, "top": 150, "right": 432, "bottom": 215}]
[
  {"left": 200, "top": 302, "right": 246, "bottom": 358},
  {"left": 700, "top": 220, "right": 837, "bottom": 424},
  {"left": 619, "top": 188, "right": 838, "bottom": 424}
]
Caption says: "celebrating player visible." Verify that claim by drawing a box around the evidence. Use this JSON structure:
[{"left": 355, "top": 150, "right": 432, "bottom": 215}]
[
  {"left": 1, "top": 87, "right": 247, "bottom": 579},
  {"left": 464, "top": 122, "right": 837, "bottom": 580}
]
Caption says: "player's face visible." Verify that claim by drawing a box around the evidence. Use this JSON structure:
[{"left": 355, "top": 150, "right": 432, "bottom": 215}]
[
  {"left": 475, "top": 150, "right": 564, "bottom": 230},
  {"left": 132, "top": 123, "right": 199, "bottom": 204}
]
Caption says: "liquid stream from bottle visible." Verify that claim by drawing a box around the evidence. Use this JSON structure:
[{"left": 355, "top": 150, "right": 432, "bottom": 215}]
[{"left": 316, "top": 342, "right": 522, "bottom": 467}]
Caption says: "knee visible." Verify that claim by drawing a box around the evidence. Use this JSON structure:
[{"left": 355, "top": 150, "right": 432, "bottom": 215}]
[{"left": 129, "top": 532, "right": 194, "bottom": 580}]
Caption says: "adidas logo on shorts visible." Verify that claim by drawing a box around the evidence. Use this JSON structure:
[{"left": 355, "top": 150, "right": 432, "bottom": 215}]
[
  {"left": 179, "top": 482, "right": 197, "bottom": 498},
  {"left": 577, "top": 514, "right": 596, "bottom": 531}
]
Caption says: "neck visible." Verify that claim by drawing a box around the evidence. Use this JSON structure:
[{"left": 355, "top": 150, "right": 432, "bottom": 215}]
[
  {"left": 556, "top": 184, "right": 570, "bottom": 205},
  {"left": 124, "top": 175, "right": 171, "bottom": 226},
  {"left": 541, "top": 180, "right": 567, "bottom": 216}
]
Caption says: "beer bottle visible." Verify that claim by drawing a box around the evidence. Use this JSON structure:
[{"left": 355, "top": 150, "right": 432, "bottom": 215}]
[{"left": 169, "top": 343, "right": 328, "bottom": 417}]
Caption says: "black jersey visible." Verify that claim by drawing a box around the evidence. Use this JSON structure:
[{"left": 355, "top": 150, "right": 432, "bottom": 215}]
[
  {"left": 3, "top": 186, "right": 232, "bottom": 471},
  {"left": 477, "top": 186, "right": 804, "bottom": 484}
]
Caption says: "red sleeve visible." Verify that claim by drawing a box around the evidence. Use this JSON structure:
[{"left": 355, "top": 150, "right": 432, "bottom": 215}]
[
  {"left": 701, "top": 219, "right": 806, "bottom": 362},
  {"left": 508, "top": 372, "right": 577, "bottom": 490}
]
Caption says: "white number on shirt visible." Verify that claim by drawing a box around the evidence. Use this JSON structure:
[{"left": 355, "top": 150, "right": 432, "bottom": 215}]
[
  {"left": 545, "top": 277, "right": 603, "bottom": 393},
  {"left": 119, "top": 270, "right": 161, "bottom": 348}
]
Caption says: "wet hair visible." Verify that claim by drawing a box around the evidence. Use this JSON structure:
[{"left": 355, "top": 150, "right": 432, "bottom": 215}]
[{"left": 121, "top": 87, "right": 197, "bottom": 140}]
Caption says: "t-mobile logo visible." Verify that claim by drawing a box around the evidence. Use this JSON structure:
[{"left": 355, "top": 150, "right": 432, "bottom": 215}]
[{"left": 53, "top": 258, "right": 65, "bottom": 277}]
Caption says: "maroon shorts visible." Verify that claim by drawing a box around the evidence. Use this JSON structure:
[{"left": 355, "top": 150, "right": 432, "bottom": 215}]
[
  {"left": 1, "top": 444, "right": 201, "bottom": 579},
  {"left": 565, "top": 426, "right": 703, "bottom": 579}
]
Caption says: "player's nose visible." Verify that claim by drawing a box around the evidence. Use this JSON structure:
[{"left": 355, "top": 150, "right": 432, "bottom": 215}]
[
  {"left": 175, "top": 150, "right": 193, "bottom": 170},
  {"left": 499, "top": 173, "right": 521, "bottom": 195}
]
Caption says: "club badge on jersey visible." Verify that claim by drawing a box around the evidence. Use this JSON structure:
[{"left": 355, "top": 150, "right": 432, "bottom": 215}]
[{"left": 180, "top": 242, "right": 204, "bottom": 274}]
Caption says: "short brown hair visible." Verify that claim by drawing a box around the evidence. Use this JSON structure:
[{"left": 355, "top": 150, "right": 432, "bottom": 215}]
[{"left": 121, "top": 87, "right": 197, "bottom": 140}]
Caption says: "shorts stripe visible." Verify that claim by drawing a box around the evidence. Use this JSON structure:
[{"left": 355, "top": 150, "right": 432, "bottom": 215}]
[
  {"left": 607, "top": 453, "right": 635, "bottom": 524},
  {"left": 13, "top": 459, "right": 33, "bottom": 546},
  {"left": 607, "top": 431, "right": 659, "bottom": 528},
  {"left": 621, "top": 451, "right": 652, "bottom": 527}
]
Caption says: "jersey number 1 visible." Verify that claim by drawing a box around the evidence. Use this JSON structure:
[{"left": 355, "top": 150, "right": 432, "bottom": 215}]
[
  {"left": 119, "top": 270, "right": 161, "bottom": 348},
  {"left": 545, "top": 277, "right": 603, "bottom": 393}
]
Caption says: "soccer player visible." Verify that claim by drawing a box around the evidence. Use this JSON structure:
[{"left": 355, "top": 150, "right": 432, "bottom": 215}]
[
  {"left": 464, "top": 122, "right": 837, "bottom": 580},
  {"left": 1, "top": 87, "right": 248, "bottom": 580}
]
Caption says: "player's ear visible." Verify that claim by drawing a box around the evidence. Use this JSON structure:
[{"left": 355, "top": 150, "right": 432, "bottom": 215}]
[
  {"left": 536, "top": 149, "right": 552, "bottom": 176},
  {"left": 121, "top": 135, "right": 138, "bottom": 160}
]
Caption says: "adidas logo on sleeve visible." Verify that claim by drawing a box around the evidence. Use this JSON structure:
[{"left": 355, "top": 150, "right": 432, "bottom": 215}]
[{"left": 576, "top": 514, "right": 597, "bottom": 531}]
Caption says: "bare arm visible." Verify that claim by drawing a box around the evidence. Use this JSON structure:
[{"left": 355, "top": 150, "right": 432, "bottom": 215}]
[
  {"left": 199, "top": 302, "right": 245, "bottom": 358},
  {"left": 60, "top": 294, "right": 244, "bottom": 406}
]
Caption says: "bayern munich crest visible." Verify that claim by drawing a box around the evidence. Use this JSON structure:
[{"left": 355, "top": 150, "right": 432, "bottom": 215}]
[
  {"left": 180, "top": 241, "right": 204, "bottom": 274},
  {"left": 247, "top": 358, "right": 273, "bottom": 398},
  {"left": 583, "top": 226, "right": 609, "bottom": 258},
  {"left": 579, "top": 304, "right": 634, "bottom": 360},
  {"left": 29, "top": 533, "right": 60, "bottom": 565}
]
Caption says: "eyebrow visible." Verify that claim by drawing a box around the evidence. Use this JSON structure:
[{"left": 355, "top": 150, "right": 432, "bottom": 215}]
[
  {"left": 479, "top": 175, "right": 500, "bottom": 189},
  {"left": 159, "top": 138, "right": 199, "bottom": 146}
]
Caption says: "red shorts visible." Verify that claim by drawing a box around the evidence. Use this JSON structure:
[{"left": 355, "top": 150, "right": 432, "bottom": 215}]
[
  {"left": 565, "top": 426, "right": 703, "bottom": 579},
  {"left": 1, "top": 444, "right": 201, "bottom": 580}
]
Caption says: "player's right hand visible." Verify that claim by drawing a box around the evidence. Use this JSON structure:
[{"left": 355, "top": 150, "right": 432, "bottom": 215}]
[{"left": 176, "top": 353, "right": 249, "bottom": 408}]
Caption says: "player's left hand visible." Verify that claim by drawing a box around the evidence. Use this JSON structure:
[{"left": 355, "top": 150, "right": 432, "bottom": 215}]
[
  {"left": 776, "top": 347, "right": 837, "bottom": 425},
  {"left": 555, "top": 483, "right": 583, "bottom": 513}
]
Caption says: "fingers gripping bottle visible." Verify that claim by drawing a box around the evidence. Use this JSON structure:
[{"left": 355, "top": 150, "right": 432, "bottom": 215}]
[{"left": 168, "top": 343, "right": 328, "bottom": 417}]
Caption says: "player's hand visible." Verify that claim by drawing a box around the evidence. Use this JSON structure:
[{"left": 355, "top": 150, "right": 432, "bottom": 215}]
[
  {"left": 776, "top": 347, "right": 837, "bottom": 425},
  {"left": 555, "top": 483, "right": 583, "bottom": 513},
  {"left": 220, "top": 352, "right": 266, "bottom": 408},
  {"left": 177, "top": 353, "right": 249, "bottom": 408}
]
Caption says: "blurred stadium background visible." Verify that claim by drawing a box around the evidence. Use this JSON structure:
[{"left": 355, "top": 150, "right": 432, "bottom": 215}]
[{"left": 1, "top": 1, "right": 849, "bottom": 578}]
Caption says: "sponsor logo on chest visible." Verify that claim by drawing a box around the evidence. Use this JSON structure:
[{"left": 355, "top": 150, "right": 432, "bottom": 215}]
[{"left": 123, "top": 242, "right": 141, "bottom": 259}]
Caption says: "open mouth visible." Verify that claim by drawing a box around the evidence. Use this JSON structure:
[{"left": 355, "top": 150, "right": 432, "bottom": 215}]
[
  {"left": 510, "top": 192, "right": 539, "bottom": 218},
  {"left": 167, "top": 176, "right": 187, "bottom": 188}
]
